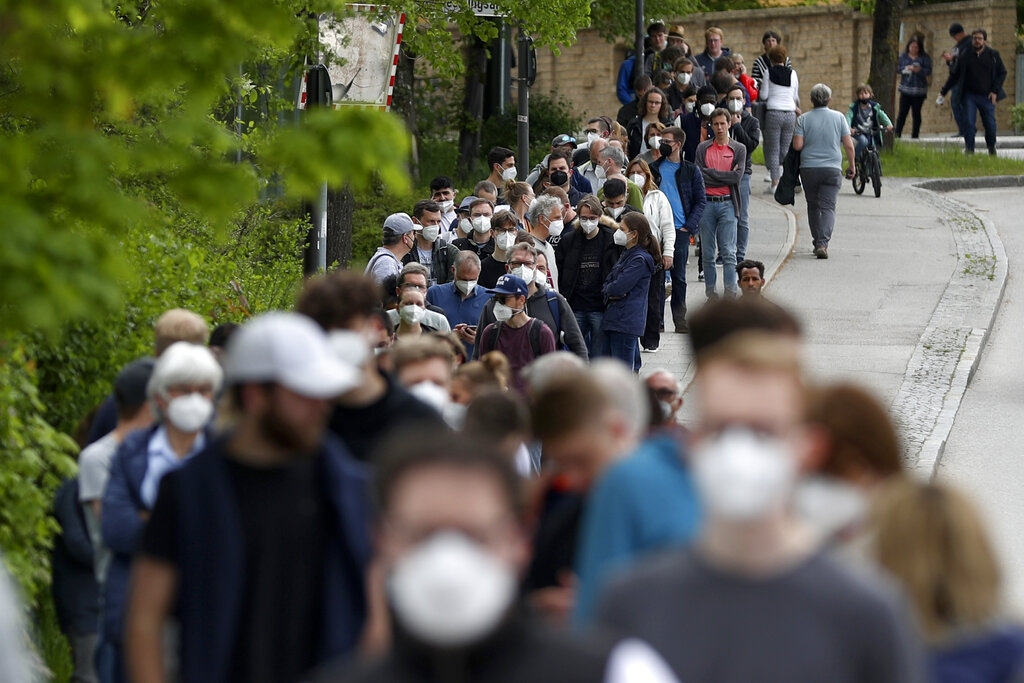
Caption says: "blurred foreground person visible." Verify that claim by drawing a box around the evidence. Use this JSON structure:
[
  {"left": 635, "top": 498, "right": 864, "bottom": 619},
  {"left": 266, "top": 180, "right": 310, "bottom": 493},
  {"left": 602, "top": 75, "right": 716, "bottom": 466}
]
[
  {"left": 797, "top": 383, "right": 904, "bottom": 553},
  {"left": 597, "top": 317, "right": 926, "bottom": 682},
  {"left": 450, "top": 353, "right": 509, "bottom": 404},
  {"left": 871, "top": 480, "right": 1024, "bottom": 683},
  {"left": 311, "top": 429, "right": 611, "bottom": 682},
  {"left": 297, "top": 271, "right": 442, "bottom": 462},
  {"left": 126, "top": 313, "right": 370, "bottom": 683},
  {"left": 549, "top": 362, "right": 699, "bottom": 626},
  {"left": 0, "top": 558, "right": 34, "bottom": 682},
  {"left": 99, "top": 342, "right": 222, "bottom": 682}
]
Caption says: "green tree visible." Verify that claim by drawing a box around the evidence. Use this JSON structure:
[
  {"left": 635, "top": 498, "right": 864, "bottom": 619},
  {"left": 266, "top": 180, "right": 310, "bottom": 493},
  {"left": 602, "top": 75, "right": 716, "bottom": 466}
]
[
  {"left": 0, "top": 0, "right": 409, "bottom": 334},
  {"left": 590, "top": 0, "right": 704, "bottom": 41}
]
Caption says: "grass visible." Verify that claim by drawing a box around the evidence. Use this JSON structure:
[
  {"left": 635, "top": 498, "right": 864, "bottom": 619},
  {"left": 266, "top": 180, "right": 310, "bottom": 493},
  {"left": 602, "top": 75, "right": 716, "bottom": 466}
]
[{"left": 750, "top": 138, "right": 1024, "bottom": 177}]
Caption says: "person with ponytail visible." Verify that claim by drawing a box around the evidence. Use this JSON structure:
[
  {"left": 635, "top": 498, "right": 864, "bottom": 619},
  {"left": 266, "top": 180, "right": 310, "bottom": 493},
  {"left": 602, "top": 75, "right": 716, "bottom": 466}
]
[
  {"left": 600, "top": 212, "right": 660, "bottom": 372},
  {"left": 505, "top": 181, "right": 534, "bottom": 231}
]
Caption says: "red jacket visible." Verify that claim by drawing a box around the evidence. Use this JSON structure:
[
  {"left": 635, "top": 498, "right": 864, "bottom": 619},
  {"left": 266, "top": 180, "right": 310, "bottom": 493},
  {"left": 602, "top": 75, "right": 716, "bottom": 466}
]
[{"left": 739, "top": 73, "right": 758, "bottom": 103}]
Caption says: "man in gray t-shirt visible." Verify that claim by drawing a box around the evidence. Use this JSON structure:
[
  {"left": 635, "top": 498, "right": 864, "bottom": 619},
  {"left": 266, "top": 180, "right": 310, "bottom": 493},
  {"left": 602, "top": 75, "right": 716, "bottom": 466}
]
[
  {"left": 595, "top": 320, "right": 925, "bottom": 683},
  {"left": 792, "top": 83, "right": 856, "bottom": 259}
]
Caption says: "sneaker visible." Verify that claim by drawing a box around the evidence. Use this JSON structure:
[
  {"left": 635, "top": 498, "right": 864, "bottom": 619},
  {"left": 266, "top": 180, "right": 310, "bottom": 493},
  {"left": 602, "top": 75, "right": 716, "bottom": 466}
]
[
  {"left": 674, "top": 321, "right": 689, "bottom": 334},
  {"left": 763, "top": 176, "right": 772, "bottom": 183},
  {"left": 698, "top": 272, "right": 705, "bottom": 281},
  {"left": 642, "top": 346, "right": 659, "bottom": 353},
  {"left": 814, "top": 246, "right": 829, "bottom": 259}
]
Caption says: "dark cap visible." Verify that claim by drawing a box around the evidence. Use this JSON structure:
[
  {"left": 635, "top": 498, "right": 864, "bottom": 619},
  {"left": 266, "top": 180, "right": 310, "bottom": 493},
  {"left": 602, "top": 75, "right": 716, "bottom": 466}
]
[
  {"left": 949, "top": 22, "right": 964, "bottom": 36},
  {"left": 697, "top": 85, "right": 718, "bottom": 101},
  {"left": 551, "top": 134, "right": 577, "bottom": 149},
  {"left": 486, "top": 274, "right": 529, "bottom": 298},
  {"left": 114, "top": 357, "right": 156, "bottom": 409}
]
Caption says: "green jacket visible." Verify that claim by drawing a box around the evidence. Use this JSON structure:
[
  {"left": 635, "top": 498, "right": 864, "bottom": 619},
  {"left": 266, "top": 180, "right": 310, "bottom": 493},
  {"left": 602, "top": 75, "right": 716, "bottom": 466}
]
[{"left": 845, "top": 100, "right": 893, "bottom": 131}]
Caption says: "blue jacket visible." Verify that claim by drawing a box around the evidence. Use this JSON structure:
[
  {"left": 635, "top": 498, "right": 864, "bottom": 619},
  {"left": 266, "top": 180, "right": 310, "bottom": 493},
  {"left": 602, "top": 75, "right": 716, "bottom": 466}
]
[
  {"left": 601, "top": 246, "right": 655, "bottom": 336},
  {"left": 572, "top": 435, "right": 700, "bottom": 626},
  {"left": 650, "top": 156, "right": 706, "bottom": 234},
  {"left": 694, "top": 47, "right": 731, "bottom": 80},
  {"left": 51, "top": 477, "right": 100, "bottom": 636},
  {"left": 897, "top": 52, "right": 932, "bottom": 97},
  {"left": 100, "top": 425, "right": 160, "bottom": 641},
  {"left": 427, "top": 280, "right": 491, "bottom": 357},
  {"left": 929, "top": 624, "right": 1024, "bottom": 683},
  {"left": 616, "top": 56, "right": 636, "bottom": 105},
  {"left": 158, "top": 435, "right": 371, "bottom": 683}
]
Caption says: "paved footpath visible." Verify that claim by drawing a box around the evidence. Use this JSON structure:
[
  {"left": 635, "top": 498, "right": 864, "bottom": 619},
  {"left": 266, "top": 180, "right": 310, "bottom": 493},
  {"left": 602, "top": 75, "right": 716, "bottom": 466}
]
[{"left": 654, "top": 167, "right": 1024, "bottom": 611}]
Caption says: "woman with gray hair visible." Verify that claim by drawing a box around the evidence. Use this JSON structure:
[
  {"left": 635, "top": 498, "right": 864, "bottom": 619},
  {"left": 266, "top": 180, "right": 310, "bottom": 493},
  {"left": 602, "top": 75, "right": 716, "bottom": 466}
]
[
  {"left": 98, "top": 341, "right": 222, "bottom": 681},
  {"left": 791, "top": 83, "right": 856, "bottom": 260}
]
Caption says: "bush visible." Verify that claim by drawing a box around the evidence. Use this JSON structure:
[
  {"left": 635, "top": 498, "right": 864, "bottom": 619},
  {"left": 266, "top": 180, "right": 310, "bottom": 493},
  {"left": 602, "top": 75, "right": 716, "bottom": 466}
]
[
  {"left": 479, "top": 92, "right": 584, "bottom": 174},
  {"left": 1011, "top": 102, "right": 1024, "bottom": 135},
  {"left": 0, "top": 345, "right": 77, "bottom": 611}
]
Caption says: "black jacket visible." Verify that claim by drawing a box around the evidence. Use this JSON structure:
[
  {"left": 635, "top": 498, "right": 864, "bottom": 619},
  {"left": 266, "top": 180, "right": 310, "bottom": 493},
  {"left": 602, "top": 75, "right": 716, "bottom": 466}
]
[
  {"left": 555, "top": 222, "right": 623, "bottom": 305},
  {"left": 774, "top": 145, "right": 802, "bottom": 206},
  {"left": 939, "top": 35, "right": 973, "bottom": 97},
  {"left": 51, "top": 477, "right": 100, "bottom": 636},
  {"left": 401, "top": 240, "right": 460, "bottom": 286},
  {"left": 310, "top": 608, "right": 611, "bottom": 683},
  {"left": 626, "top": 115, "right": 672, "bottom": 161}
]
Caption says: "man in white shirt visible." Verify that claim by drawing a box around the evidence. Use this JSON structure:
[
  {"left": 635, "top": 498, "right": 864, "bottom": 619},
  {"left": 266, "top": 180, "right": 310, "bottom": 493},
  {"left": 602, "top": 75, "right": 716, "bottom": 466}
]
[{"left": 364, "top": 213, "right": 416, "bottom": 286}]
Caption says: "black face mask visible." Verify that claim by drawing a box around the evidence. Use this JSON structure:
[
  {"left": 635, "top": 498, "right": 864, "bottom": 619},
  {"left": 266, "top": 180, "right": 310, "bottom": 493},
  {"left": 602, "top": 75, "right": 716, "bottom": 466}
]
[
  {"left": 550, "top": 170, "right": 569, "bottom": 186},
  {"left": 659, "top": 141, "right": 673, "bottom": 157},
  {"left": 859, "top": 98, "right": 871, "bottom": 105}
]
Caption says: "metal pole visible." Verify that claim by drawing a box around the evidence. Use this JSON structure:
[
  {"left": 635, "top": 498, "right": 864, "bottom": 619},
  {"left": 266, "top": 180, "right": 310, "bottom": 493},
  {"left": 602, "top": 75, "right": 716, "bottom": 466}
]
[
  {"left": 633, "top": 0, "right": 644, "bottom": 86},
  {"left": 517, "top": 26, "right": 530, "bottom": 179},
  {"left": 498, "top": 20, "right": 508, "bottom": 114}
]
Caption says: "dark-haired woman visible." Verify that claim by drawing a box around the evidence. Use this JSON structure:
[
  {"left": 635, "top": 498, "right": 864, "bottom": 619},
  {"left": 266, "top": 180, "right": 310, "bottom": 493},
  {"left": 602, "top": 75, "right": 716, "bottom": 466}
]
[
  {"left": 626, "top": 88, "right": 673, "bottom": 161},
  {"left": 601, "top": 212, "right": 660, "bottom": 372},
  {"left": 895, "top": 37, "right": 932, "bottom": 139}
]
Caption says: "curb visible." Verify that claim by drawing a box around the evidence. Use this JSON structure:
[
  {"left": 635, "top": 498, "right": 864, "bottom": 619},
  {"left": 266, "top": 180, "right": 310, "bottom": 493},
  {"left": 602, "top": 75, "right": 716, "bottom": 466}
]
[
  {"left": 907, "top": 183, "right": 1010, "bottom": 480},
  {"left": 750, "top": 193, "right": 798, "bottom": 289},
  {"left": 914, "top": 175, "right": 1024, "bottom": 193}
]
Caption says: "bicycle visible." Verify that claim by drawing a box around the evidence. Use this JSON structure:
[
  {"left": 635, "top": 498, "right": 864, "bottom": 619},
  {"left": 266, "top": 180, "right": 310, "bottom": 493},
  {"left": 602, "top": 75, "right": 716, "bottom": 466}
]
[{"left": 851, "top": 123, "right": 882, "bottom": 198}]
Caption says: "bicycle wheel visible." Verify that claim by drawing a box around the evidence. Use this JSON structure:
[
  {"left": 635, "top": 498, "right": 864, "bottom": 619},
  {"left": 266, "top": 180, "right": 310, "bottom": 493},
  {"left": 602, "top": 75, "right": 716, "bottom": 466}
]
[
  {"left": 852, "top": 161, "right": 866, "bottom": 195},
  {"left": 870, "top": 152, "right": 881, "bottom": 197}
]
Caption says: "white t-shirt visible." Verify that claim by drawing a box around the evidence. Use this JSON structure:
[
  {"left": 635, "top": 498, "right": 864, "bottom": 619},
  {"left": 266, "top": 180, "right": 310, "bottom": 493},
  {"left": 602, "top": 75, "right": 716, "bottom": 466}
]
[{"left": 78, "top": 431, "right": 120, "bottom": 503}]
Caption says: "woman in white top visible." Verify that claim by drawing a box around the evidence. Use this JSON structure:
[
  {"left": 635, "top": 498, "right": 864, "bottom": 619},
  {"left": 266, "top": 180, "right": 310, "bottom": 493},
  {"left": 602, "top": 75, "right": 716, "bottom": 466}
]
[
  {"left": 627, "top": 158, "right": 674, "bottom": 352},
  {"left": 758, "top": 44, "right": 801, "bottom": 191}
]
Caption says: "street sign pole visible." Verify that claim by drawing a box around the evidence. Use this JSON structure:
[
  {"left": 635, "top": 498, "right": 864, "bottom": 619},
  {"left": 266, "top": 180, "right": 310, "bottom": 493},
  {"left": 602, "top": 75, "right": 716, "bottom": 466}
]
[
  {"left": 517, "top": 26, "right": 530, "bottom": 180},
  {"left": 633, "top": 0, "right": 644, "bottom": 86}
]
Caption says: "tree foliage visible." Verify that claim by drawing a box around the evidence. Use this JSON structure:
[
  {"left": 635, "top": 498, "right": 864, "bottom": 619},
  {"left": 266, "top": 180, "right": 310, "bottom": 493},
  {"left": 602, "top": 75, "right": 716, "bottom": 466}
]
[
  {"left": 0, "top": 0, "right": 409, "bottom": 334},
  {"left": 590, "top": 0, "right": 704, "bottom": 42}
]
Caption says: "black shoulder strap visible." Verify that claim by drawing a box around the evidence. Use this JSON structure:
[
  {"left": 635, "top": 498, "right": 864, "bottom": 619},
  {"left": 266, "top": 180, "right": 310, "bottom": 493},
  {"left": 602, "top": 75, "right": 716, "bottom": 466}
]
[{"left": 527, "top": 318, "right": 543, "bottom": 357}]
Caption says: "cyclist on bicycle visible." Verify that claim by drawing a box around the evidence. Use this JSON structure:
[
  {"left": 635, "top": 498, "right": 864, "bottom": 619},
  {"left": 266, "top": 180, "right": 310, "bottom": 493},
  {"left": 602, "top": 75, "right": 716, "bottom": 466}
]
[{"left": 845, "top": 84, "right": 894, "bottom": 166}]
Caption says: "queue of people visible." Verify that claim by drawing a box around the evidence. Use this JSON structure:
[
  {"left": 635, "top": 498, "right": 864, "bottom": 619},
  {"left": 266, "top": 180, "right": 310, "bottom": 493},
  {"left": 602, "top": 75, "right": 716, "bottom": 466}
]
[{"left": 43, "top": 288, "right": 1024, "bottom": 683}]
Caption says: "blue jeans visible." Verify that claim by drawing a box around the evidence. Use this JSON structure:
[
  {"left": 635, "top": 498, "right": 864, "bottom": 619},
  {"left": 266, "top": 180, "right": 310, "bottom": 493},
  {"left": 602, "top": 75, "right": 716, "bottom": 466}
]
[
  {"left": 669, "top": 228, "right": 691, "bottom": 328},
  {"left": 604, "top": 331, "right": 641, "bottom": 372},
  {"left": 963, "top": 92, "right": 997, "bottom": 152},
  {"left": 736, "top": 173, "right": 751, "bottom": 261},
  {"left": 853, "top": 133, "right": 871, "bottom": 161},
  {"left": 699, "top": 201, "right": 738, "bottom": 297},
  {"left": 574, "top": 310, "right": 605, "bottom": 358}
]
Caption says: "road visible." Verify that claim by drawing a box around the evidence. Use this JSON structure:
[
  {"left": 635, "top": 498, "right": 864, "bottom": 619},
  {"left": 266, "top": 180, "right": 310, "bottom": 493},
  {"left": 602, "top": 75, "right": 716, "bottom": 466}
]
[{"left": 937, "top": 188, "right": 1024, "bottom": 613}]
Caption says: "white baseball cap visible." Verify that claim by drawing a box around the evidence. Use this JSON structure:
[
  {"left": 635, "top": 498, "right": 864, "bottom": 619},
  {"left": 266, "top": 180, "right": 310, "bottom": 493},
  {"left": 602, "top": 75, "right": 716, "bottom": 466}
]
[{"left": 223, "top": 312, "right": 360, "bottom": 398}]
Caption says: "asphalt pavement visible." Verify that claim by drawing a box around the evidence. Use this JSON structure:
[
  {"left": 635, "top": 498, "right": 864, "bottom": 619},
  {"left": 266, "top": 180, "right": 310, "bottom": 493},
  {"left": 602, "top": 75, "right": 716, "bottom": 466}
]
[{"left": 937, "top": 188, "right": 1024, "bottom": 613}]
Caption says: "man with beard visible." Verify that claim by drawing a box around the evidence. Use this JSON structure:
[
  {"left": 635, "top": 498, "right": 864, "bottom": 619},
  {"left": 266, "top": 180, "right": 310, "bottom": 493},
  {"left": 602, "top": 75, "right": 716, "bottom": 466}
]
[{"left": 125, "top": 312, "right": 372, "bottom": 683}]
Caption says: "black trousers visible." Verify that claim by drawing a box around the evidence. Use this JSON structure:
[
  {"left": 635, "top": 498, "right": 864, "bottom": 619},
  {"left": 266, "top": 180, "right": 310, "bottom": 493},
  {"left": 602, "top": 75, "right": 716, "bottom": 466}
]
[
  {"left": 641, "top": 270, "right": 664, "bottom": 350},
  {"left": 896, "top": 93, "right": 926, "bottom": 138}
]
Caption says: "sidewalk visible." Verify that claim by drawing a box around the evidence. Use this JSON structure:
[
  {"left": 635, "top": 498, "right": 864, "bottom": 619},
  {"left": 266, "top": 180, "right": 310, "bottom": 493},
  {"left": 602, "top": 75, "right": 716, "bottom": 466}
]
[{"left": 903, "top": 134, "right": 1024, "bottom": 160}]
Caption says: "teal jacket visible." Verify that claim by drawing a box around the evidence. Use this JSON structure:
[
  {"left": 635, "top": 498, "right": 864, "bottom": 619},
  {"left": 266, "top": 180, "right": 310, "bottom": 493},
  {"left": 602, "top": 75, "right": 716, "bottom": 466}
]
[{"left": 845, "top": 100, "right": 893, "bottom": 131}]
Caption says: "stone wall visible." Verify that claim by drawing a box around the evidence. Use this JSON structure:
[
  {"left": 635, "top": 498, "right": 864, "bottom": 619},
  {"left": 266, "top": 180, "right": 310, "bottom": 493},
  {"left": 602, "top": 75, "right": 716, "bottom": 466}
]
[{"left": 528, "top": 0, "right": 1017, "bottom": 135}]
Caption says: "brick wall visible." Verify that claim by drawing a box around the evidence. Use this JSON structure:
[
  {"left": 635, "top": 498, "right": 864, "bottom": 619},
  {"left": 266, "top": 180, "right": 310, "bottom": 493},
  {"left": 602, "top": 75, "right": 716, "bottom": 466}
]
[{"left": 527, "top": 0, "right": 1017, "bottom": 135}]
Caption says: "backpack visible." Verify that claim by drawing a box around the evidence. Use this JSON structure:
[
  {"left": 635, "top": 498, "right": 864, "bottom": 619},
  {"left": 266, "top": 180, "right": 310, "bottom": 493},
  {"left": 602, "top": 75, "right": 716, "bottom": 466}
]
[{"left": 481, "top": 318, "right": 544, "bottom": 358}]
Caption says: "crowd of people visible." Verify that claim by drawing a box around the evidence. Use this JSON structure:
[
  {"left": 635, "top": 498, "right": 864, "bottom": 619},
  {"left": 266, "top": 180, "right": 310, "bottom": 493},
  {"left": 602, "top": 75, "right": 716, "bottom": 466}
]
[
  {"left": 36, "top": 290, "right": 1024, "bottom": 683},
  {"left": 11, "top": 14, "right": 1017, "bottom": 683}
]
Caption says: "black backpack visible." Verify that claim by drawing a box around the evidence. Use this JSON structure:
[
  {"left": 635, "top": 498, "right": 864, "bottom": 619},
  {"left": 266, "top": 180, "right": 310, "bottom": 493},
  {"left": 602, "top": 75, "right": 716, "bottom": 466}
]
[{"left": 481, "top": 318, "right": 544, "bottom": 358}]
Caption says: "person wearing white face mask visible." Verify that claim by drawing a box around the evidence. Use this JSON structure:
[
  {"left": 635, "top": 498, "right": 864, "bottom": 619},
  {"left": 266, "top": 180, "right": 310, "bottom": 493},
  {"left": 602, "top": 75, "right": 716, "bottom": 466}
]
[
  {"left": 427, "top": 250, "right": 491, "bottom": 358},
  {"left": 601, "top": 213, "right": 659, "bottom": 372},
  {"left": 478, "top": 242, "right": 589, "bottom": 361},
  {"left": 99, "top": 341, "right": 222, "bottom": 681},
  {"left": 452, "top": 197, "right": 496, "bottom": 259},
  {"left": 625, "top": 159, "right": 674, "bottom": 353},
  {"left": 555, "top": 195, "right": 623, "bottom": 358},
  {"left": 484, "top": 146, "right": 517, "bottom": 201},
  {"left": 523, "top": 193, "right": 563, "bottom": 292},
  {"left": 597, "top": 304, "right": 926, "bottom": 683},
  {"left": 402, "top": 199, "right": 460, "bottom": 287},
  {"left": 365, "top": 212, "right": 418, "bottom": 287},
  {"left": 390, "top": 336, "right": 460, "bottom": 427},
  {"left": 311, "top": 428, "right": 614, "bottom": 682},
  {"left": 667, "top": 56, "right": 706, "bottom": 115},
  {"left": 429, "top": 175, "right": 458, "bottom": 238},
  {"left": 475, "top": 274, "right": 556, "bottom": 394},
  {"left": 395, "top": 289, "right": 433, "bottom": 340}
]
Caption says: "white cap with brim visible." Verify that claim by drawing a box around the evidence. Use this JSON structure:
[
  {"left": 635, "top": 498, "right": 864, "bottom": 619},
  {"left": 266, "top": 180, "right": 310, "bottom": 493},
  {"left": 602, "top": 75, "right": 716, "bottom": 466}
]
[{"left": 223, "top": 312, "right": 360, "bottom": 399}]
